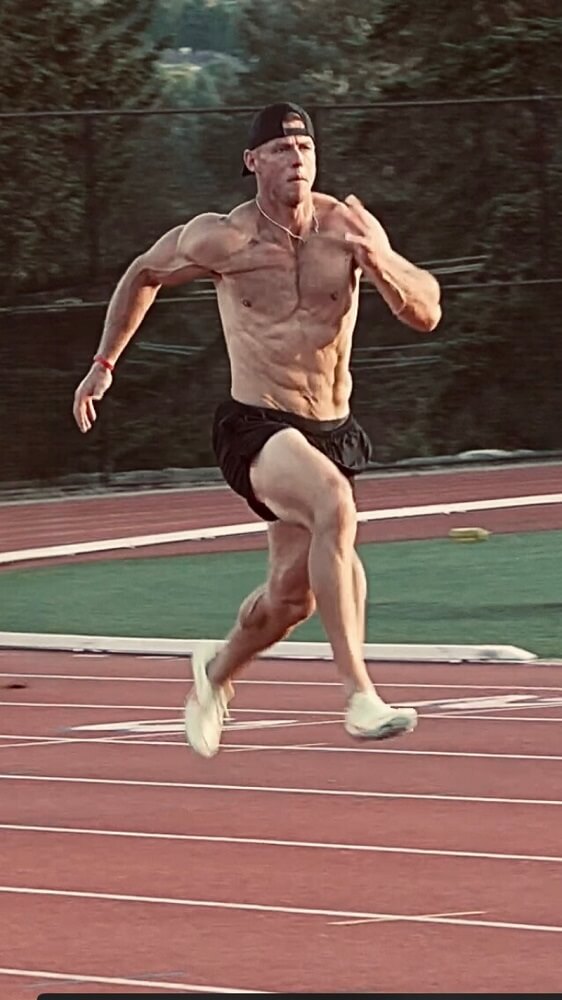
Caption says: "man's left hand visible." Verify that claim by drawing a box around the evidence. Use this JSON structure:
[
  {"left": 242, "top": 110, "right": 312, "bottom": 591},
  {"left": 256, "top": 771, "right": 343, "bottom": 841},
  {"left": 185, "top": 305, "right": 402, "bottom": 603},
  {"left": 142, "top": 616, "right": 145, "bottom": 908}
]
[{"left": 343, "top": 194, "right": 391, "bottom": 264}]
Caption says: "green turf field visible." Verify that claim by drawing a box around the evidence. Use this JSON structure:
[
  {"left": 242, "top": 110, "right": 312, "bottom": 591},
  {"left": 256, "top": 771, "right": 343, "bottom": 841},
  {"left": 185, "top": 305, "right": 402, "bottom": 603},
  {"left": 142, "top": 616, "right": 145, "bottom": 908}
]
[{"left": 1, "top": 531, "right": 560, "bottom": 657}]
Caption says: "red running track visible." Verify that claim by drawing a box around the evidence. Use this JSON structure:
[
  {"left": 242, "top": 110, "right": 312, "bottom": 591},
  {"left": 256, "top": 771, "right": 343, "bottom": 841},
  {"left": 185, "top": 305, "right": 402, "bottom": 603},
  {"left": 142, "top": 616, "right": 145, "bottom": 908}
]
[
  {"left": 1, "top": 462, "right": 562, "bottom": 565},
  {"left": 0, "top": 464, "right": 562, "bottom": 993},
  {"left": 1, "top": 649, "right": 562, "bottom": 994}
]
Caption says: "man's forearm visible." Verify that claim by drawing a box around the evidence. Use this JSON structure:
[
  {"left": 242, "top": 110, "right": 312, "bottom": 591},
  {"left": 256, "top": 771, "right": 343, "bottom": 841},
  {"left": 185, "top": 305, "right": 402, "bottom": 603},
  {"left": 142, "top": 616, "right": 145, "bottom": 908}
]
[
  {"left": 363, "top": 251, "right": 441, "bottom": 332},
  {"left": 95, "top": 264, "right": 159, "bottom": 365}
]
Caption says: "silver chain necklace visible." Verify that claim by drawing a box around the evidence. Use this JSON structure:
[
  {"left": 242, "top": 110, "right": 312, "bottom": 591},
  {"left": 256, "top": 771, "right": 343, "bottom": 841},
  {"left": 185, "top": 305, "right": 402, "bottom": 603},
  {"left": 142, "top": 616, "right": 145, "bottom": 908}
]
[{"left": 255, "top": 198, "right": 319, "bottom": 241}]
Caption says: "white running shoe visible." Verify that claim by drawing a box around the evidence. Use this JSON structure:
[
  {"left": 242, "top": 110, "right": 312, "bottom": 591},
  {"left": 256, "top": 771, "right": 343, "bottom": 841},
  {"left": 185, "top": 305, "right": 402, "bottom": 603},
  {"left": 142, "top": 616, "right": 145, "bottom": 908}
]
[
  {"left": 184, "top": 642, "right": 233, "bottom": 758},
  {"left": 345, "top": 689, "right": 418, "bottom": 741}
]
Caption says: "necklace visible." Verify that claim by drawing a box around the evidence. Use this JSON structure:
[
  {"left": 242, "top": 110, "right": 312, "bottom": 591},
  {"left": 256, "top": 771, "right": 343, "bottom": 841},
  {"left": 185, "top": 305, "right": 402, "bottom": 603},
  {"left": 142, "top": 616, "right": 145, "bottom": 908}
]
[{"left": 255, "top": 198, "right": 319, "bottom": 241}]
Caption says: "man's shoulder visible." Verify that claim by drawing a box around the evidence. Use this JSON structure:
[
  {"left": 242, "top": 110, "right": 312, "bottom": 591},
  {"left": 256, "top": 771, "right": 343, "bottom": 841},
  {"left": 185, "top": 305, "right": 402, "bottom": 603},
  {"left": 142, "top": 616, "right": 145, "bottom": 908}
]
[
  {"left": 314, "top": 193, "right": 353, "bottom": 233},
  {"left": 314, "top": 192, "right": 341, "bottom": 211},
  {"left": 177, "top": 203, "right": 253, "bottom": 265}
]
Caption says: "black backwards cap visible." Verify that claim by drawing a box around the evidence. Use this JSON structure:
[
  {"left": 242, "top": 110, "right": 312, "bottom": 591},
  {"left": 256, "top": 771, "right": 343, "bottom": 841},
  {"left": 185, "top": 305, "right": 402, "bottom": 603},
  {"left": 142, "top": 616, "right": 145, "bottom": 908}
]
[{"left": 242, "top": 102, "right": 315, "bottom": 176}]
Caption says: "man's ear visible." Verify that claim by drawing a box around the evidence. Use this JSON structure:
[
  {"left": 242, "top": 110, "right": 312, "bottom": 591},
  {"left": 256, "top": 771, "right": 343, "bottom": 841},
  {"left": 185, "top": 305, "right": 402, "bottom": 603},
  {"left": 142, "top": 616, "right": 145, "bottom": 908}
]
[{"left": 243, "top": 149, "right": 256, "bottom": 174}]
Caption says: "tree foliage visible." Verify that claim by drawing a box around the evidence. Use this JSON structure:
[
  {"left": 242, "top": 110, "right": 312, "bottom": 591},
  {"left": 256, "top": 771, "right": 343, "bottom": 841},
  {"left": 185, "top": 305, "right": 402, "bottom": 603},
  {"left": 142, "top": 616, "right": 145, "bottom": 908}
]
[
  {"left": 214, "top": 0, "right": 562, "bottom": 459},
  {"left": 2, "top": 0, "right": 561, "bottom": 485},
  {"left": 0, "top": 0, "right": 163, "bottom": 294},
  {"left": 154, "top": 0, "right": 240, "bottom": 54}
]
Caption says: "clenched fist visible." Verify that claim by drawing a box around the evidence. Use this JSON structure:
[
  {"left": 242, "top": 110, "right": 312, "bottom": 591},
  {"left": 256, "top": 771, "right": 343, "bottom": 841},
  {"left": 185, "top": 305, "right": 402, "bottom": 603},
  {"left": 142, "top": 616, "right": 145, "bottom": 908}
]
[{"left": 341, "top": 194, "right": 393, "bottom": 270}]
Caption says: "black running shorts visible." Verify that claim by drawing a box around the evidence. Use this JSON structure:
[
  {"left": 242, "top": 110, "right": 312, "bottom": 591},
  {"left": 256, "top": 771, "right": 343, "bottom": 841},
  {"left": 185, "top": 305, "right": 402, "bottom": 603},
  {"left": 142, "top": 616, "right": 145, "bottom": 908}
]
[{"left": 212, "top": 398, "right": 372, "bottom": 521}]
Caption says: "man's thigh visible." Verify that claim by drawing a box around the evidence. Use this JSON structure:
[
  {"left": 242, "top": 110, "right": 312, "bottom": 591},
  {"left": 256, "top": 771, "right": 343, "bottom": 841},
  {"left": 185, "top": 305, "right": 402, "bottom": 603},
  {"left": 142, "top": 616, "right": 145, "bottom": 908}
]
[{"left": 251, "top": 427, "right": 355, "bottom": 530}]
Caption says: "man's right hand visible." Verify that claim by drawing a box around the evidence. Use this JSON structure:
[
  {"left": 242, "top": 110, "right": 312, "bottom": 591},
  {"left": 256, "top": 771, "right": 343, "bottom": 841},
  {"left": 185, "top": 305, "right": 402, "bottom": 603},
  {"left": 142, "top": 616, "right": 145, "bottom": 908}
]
[{"left": 73, "top": 364, "right": 113, "bottom": 433}]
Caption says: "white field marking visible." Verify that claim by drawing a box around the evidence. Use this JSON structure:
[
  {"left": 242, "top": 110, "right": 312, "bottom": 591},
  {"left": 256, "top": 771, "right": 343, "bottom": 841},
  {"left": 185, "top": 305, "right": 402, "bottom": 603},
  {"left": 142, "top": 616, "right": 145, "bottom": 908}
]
[
  {"left": 8, "top": 695, "right": 562, "bottom": 731},
  {"left": 1, "top": 772, "right": 561, "bottom": 807},
  {"left": 3, "top": 822, "right": 562, "bottom": 866},
  {"left": 3, "top": 672, "right": 562, "bottom": 694},
  {"left": 331, "top": 909, "right": 485, "bottom": 927},
  {"left": 74, "top": 720, "right": 339, "bottom": 736},
  {"left": 5, "top": 701, "right": 562, "bottom": 724},
  {"left": 0, "top": 633, "right": 537, "bottom": 663},
  {"left": 1, "top": 491, "right": 561, "bottom": 564},
  {"left": 0, "top": 967, "right": 266, "bottom": 994},
  {"left": 69, "top": 716, "right": 562, "bottom": 736},
  {"left": 20, "top": 718, "right": 336, "bottom": 740},
  {"left": 9, "top": 692, "right": 562, "bottom": 716},
  {"left": 405, "top": 694, "right": 562, "bottom": 709},
  {"left": 0, "top": 735, "right": 319, "bottom": 752},
  {"left": 220, "top": 743, "right": 562, "bottom": 762},
  {"left": 1, "top": 733, "right": 562, "bottom": 762},
  {"left": 210, "top": 719, "right": 302, "bottom": 732},
  {"left": 0, "top": 733, "right": 146, "bottom": 743},
  {"left": 0, "top": 734, "right": 82, "bottom": 749},
  {"left": 225, "top": 742, "right": 327, "bottom": 754},
  {"left": 0, "top": 739, "right": 70, "bottom": 749},
  {"left": 2, "top": 885, "right": 562, "bottom": 936},
  {"left": 0, "top": 734, "right": 170, "bottom": 750},
  {"left": 0, "top": 700, "right": 339, "bottom": 715},
  {"left": 425, "top": 713, "right": 562, "bottom": 723}
]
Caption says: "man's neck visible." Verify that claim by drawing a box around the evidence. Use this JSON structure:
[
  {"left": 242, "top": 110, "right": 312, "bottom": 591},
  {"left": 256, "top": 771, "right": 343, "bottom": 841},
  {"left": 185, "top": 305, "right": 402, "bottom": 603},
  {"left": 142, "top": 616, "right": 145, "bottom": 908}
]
[{"left": 255, "top": 194, "right": 317, "bottom": 240}]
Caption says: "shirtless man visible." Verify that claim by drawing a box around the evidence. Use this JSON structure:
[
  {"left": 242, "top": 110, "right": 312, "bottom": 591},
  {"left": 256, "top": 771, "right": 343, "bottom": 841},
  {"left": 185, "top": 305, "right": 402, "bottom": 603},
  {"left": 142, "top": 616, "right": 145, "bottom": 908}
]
[{"left": 73, "top": 101, "right": 441, "bottom": 757}]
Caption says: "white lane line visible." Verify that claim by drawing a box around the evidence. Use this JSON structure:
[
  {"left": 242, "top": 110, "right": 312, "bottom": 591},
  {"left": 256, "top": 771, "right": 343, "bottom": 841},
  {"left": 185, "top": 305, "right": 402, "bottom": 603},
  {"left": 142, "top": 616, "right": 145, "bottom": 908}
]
[
  {"left": 222, "top": 743, "right": 562, "bottom": 761},
  {"left": 4, "top": 700, "right": 562, "bottom": 726},
  {"left": 0, "top": 734, "right": 61, "bottom": 741},
  {"left": 0, "top": 739, "right": 67, "bottom": 749},
  {"left": 0, "top": 701, "right": 339, "bottom": 715},
  {"left": 331, "top": 909, "right": 485, "bottom": 927},
  {"left": 426, "top": 713, "right": 562, "bottom": 723},
  {"left": 2, "top": 885, "right": 562, "bottom": 935},
  {"left": 2, "top": 491, "right": 560, "bottom": 563},
  {"left": 2, "top": 822, "right": 562, "bottom": 865},
  {"left": 0, "top": 967, "right": 266, "bottom": 994},
  {"left": 0, "top": 734, "right": 561, "bottom": 761},
  {"left": 0, "top": 735, "right": 148, "bottom": 750},
  {"left": 225, "top": 742, "right": 327, "bottom": 754},
  {"left": 1, "top": 773, "right": 561, "bottom": 807},
  {"left": 2, "top": 672, "right": 562, "bottom": 693}
]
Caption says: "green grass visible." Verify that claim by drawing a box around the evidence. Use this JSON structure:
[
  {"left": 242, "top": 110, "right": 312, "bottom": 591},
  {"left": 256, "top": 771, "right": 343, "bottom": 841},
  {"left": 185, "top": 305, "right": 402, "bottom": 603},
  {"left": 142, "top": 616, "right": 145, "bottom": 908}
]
[{"left": 1, "top": 531, "right": 561, "bottom": 657}]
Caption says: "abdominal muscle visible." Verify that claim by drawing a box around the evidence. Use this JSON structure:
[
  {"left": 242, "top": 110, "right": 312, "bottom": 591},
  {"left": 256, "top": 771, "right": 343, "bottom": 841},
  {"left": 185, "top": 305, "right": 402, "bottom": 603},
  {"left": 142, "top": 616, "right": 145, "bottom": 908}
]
[{"left": 224, "top": 321, "right": 354, "bottom": 420}]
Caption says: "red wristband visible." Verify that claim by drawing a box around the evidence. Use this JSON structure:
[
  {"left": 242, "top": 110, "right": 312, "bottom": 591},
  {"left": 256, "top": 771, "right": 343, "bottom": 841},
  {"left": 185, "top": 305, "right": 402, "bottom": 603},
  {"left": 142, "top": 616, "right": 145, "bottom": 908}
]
[{"left": 93, "top": 354, "right": 115, "bottom": 372}]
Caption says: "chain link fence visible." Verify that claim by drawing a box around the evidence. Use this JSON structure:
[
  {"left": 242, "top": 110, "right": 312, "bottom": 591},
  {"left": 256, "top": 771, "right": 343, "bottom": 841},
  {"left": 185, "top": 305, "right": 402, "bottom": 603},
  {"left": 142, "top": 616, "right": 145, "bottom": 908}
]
[{"left": 1, "top": 96, "right": 561, "bottom": 491}]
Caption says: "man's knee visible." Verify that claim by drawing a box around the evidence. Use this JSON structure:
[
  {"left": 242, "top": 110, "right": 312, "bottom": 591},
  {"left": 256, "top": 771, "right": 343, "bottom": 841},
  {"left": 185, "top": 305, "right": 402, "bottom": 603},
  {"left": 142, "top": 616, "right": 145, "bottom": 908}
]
[
  {"left": 238, "top": 583, "right": 314, "bottom": 632},
  {"left": 284, "top": 589, "right": 316, "bottom": 626},
  {"left": 313, "top": 475, "right": 356, "bottom": 535},
  {"left": 238, "top": 586, "right": 269, "bottom": 630},
  {"left": 269, "top": 574, "right": 315, "bottom": 629}
]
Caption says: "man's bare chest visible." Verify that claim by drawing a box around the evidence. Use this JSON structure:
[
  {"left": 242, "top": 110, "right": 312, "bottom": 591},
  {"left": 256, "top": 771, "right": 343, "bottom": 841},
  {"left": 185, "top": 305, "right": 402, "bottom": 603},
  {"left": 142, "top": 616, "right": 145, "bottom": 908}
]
[{"left": 218, "top": 235, "right": 357, "bottom": 313}]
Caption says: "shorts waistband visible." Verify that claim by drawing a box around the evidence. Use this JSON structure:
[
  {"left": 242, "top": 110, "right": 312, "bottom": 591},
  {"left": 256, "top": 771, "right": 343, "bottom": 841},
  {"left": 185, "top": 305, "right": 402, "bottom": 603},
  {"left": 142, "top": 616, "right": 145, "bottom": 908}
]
[{"left": 228, "top": 398, "right": 350, "bottom": 434}]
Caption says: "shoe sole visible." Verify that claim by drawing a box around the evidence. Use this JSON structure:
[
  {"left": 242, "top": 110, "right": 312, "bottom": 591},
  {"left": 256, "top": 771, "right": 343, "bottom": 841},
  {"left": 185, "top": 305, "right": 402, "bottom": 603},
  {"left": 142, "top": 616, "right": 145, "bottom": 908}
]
[{"left": 346, "top": 713, "right": 418, "bottom": 741}]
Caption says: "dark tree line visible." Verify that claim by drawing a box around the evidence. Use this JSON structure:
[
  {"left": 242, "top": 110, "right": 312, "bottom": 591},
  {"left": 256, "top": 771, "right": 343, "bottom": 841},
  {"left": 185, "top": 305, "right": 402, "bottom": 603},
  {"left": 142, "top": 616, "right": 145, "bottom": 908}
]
[{"left": 1, "top": 1, "right": 560, "bottom": 485}]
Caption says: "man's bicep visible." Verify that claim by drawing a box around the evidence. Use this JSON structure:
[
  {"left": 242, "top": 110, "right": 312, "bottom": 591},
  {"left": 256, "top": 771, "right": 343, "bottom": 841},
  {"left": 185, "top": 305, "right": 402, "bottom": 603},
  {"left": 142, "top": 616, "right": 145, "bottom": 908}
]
[{"left": 137, "top": 214, "right": 223, "bottom": 287}]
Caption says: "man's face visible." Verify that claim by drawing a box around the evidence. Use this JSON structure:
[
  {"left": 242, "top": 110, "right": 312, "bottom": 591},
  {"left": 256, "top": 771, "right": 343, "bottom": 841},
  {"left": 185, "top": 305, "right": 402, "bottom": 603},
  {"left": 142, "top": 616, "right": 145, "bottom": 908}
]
[{"left": 244, "top": 116, "right": 317, "bottom": 205}]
